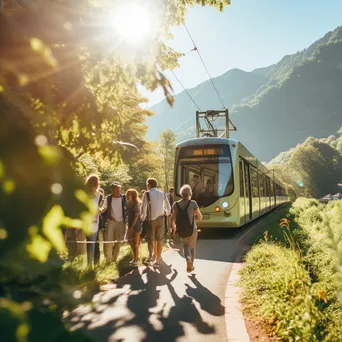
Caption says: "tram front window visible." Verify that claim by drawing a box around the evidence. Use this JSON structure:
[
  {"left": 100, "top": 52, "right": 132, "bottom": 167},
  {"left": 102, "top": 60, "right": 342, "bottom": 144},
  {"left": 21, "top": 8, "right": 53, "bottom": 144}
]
[{"left": 176, "top": 146, "right": 234, "bottom": 207}]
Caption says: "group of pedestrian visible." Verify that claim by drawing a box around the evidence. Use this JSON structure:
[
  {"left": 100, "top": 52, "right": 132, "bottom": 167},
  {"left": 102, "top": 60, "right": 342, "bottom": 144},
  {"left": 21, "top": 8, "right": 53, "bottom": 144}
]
[{"left": 83, "top": 175, "right": 202, "bottom": 273}]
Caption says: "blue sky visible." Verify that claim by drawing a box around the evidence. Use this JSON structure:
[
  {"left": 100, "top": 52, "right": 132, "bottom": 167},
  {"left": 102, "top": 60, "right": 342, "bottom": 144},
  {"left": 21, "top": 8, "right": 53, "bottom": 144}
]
[{"left": 142, "top": 0, "right": 342, "bottom": 106}]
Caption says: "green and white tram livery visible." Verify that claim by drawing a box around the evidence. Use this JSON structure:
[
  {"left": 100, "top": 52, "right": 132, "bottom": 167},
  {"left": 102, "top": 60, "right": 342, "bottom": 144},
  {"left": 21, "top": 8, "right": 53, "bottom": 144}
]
[{"left": 174, "top": 137, "right": 288, "bottom": 228}]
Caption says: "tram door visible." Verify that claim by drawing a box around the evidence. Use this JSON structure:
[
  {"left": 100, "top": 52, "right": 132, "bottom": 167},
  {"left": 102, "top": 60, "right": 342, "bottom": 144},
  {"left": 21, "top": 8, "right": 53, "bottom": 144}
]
[
  {"left": 239, "top": 160, "right": 246, "bottom": 224},
  {"left": 244, "top": 162, "right": 252, "bottom": 221}
]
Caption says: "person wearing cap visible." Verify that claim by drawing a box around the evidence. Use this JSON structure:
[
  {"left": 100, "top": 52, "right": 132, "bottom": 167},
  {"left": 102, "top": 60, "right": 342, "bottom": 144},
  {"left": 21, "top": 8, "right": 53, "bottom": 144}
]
[{"left": 101, "top": 182, "right": 127, "bottom": 263}]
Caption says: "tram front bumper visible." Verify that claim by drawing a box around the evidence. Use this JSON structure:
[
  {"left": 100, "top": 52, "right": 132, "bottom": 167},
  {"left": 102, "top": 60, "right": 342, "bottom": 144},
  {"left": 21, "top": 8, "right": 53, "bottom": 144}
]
[{"left": 196, "top": 213, "right": 240, "bottom": 228}]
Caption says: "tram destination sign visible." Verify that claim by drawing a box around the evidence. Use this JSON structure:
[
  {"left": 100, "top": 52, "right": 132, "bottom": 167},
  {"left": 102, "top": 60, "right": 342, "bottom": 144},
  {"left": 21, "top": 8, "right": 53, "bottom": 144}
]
[{"left": 183, "top": 146, "right": 224, "bottom": 158}]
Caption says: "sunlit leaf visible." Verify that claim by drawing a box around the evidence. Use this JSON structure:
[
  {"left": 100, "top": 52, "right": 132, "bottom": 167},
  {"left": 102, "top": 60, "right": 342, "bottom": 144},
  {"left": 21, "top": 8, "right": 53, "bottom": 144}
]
[
  {"left": 30, "top": 37, "right": 43, "bottom": 52},
  {"left": 0, "top": 161, "right": 4, "bottom": 179},
  {"left": 30, "top": 37, "right": 58, "bottom": 67},
  {"left": 42, "top": 205, "right": 66, "bottom": 253},
  {"left": 0, "top": 228, "right": 8, "bottom": 240},
  {"left": 0, "top": 298, "right": 26, "bottom": 318},
  {"left": 38, "top": 146, "right": 61, "bottom": 166},
  {"left": 16, "top": 323, "right": 30, "bottom": 342},
  {"left": 26, "top": 233, "right": 52, "bottom": 263},
  {"left": 18, "top": 74, "right": 29, "bottom": 87},
  {"left": 3, "top": 179, "right": 16, "bottom": 194}
]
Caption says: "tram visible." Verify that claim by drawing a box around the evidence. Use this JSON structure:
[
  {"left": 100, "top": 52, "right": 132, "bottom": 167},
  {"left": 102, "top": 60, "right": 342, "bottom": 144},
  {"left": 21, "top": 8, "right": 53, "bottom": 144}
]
[{"left": 173, "top": 110, "right": 288, "bottom": 228}]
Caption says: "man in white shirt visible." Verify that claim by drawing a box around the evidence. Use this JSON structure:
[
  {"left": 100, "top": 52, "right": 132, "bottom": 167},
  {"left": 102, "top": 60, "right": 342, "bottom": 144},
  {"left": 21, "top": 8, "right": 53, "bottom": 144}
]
[
  {"left": 101, "top": 182, "right": 127, "bottom": 263},
  {"left": 141, "top": 178, "right": 171, "bottom": 267}
]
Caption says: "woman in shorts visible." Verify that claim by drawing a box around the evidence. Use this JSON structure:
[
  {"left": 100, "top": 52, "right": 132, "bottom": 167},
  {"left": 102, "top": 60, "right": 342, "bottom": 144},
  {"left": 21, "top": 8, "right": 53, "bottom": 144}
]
[{"left": 126, "top": 189, "right": 142, "bottom": 267}]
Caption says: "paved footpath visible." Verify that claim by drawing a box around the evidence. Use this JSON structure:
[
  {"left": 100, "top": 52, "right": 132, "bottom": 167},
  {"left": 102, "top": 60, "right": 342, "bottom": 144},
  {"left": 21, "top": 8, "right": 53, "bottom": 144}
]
[{"left": 69, "top": 229, "right": 254, "bottom": 342}]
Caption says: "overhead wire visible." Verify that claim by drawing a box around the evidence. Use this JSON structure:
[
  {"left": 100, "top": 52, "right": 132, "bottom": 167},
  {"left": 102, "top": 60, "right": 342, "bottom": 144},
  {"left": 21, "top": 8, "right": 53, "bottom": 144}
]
[
  {"left": 183, "top": 23, "right": 226, "bottom": 109},
  {"left": 169, "top": 69, "right": 202, "bottom": 111}
]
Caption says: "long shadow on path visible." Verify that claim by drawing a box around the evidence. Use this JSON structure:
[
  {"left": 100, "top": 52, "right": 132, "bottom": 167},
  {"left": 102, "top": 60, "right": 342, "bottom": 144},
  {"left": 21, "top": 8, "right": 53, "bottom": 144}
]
[{"left": 69, "top": 259, "right": 223, "bottom": 342}]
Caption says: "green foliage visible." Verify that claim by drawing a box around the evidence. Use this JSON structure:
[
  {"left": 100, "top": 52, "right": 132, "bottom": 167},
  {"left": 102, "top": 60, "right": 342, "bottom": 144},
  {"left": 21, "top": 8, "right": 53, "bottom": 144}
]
[
  {"left": 126, "top": 141, "right": 166, "bottom": 192},
  {"left": 79, "top": 154, "right": 132, "bottom": 193},
  {"left": 240, "top": 198, "right": 342, "bottom": 341},
  {"left": 268, "top": 129, "right": 342, "bottom": 198},
  {"left": 1, "top": 2, "right": 232, "bottom": 340},
  {"left": 159, "top": 129, "right": 177, "bottom": 191},
  {"left": 62, "top": 243, "right": 149, "bottom": 287},
  {"left": 240, "top": 243, "right": 326, "bottom": 341}
]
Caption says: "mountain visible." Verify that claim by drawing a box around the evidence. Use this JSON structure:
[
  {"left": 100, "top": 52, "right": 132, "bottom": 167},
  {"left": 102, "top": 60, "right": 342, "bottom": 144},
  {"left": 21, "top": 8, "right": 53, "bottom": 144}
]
[{"left": 146, "top": 26, "right": 342, "bottom": 161}]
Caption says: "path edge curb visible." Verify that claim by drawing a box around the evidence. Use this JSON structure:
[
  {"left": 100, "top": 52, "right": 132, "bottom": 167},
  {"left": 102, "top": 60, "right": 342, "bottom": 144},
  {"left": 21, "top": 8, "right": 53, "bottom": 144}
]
[{"left": 225, "top": 262, "right": 250, "bottom": 342}]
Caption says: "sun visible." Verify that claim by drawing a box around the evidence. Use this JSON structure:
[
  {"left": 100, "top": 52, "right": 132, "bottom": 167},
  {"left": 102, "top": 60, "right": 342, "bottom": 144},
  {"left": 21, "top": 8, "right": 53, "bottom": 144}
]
[{"left": 112, "top": 4, "right": 152, "bottom": 42}]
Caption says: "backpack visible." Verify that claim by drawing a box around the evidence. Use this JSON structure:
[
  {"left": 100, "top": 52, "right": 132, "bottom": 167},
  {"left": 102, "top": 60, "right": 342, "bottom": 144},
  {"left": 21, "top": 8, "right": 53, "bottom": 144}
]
[
  {"left": 175, "top": 200, "right": 194, "bottom": 238},
  {"left": 141, "top": 192, "right": 151, "bottom": 239}
]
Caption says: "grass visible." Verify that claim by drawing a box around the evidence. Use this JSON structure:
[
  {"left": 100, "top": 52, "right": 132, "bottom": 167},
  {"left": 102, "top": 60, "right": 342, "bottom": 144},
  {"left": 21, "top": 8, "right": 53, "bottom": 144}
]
[
  {"left": 239, "top": 199, "right": 342, "bottom": 341},
  {"left": 240, "top": 242, "right": 326, "bottom": 341},
  {"left": 62, "top": 241, "right": 149, "bottom": 290},
  {"left": 249, "top": 204, "right": 292, "bottom": 245}
]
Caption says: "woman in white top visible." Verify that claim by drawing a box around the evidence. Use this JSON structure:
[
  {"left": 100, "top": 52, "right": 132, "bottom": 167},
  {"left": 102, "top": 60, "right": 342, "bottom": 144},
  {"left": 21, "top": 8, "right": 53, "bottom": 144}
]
[{"left": 85, "top": 174, "right": 103, "bottom": 266}]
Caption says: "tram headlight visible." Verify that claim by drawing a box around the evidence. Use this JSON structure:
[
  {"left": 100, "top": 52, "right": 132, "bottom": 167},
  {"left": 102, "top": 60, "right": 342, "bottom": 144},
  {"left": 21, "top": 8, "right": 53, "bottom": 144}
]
[{"left": 221, "top": 201, "right": 229, "bottom": 209}]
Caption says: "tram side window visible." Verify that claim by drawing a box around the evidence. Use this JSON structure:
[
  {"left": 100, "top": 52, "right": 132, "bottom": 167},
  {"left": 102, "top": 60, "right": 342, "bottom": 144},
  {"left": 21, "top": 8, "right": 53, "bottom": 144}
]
[
  {"left": 265, "top": 176, "right": 270, "bottom": 197},
  {"left": 250, "top": 168, "right": 259, "bottom": 199},
  {"left": 259, "top": 172, "right": 264, "bottom": 198}
]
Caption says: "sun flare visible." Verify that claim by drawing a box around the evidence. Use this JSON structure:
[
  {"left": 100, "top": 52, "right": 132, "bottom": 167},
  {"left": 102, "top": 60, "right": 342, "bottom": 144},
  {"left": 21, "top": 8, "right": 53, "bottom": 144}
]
[{"left": 112, "top": 4, "right": 152, "bottom": 42}]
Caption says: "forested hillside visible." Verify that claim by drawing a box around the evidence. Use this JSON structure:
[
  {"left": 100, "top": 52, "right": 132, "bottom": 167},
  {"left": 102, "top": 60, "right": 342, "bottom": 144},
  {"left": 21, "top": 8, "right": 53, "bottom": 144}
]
[
  {"left": 147, "top": 26, "right": 342, "bottom": 161},
  {"left": 269, "top": 127, "right": 342, "bottom": 165},
  {"left": 267, "top": 128, "right": 342, "bottom": 198}
]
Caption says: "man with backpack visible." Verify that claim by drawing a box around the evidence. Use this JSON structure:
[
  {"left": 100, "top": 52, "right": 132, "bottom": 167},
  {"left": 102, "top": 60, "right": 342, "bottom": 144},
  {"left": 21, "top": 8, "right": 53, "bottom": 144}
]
[
  {"left": 171, "top": 184, "right": 202, "bottom": 272},
  {"left": 141, "top": 178, "right": 171, "bottom": 268}
]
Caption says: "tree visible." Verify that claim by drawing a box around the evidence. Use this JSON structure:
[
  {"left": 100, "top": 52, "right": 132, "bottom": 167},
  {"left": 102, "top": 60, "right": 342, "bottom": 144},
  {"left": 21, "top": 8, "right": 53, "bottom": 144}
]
[
  {"left": 288, "top": 140, "right": 342, "bottom": 198},
  {"left": 159, "top": 129, "right": 177, "bottom": 191},
  {"left": 126, "top": 142, "right": 165, "bottom": 192},
  {"left": 1, "top": 0, "right": 229, "bottom": 160},
  {"left": 0, "top": 1, "right": 231, "bottom": 339},
  {"left": 79, "top": 154, "right": 132, "bottom": 193}
]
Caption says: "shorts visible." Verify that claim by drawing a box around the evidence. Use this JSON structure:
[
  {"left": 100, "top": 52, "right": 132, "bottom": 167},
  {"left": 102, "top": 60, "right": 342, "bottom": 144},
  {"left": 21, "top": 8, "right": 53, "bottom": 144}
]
[{"left": 146, "top": 216, "right": 164, "bottom": 242}]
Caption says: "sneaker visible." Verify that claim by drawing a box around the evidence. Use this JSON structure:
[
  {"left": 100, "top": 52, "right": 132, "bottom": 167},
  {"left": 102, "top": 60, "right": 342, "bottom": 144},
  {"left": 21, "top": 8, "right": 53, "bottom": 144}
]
[
  {"left": 186, "top": 258, "right": 193, "bottom": 273},
  {"left": 144, "top": 257, "right": 154, "bottom": 266},
  {"left": 153, "top": 261, "right": 160, "bottom": 268},
  {"left": 128, "top": 259, "right": 135, "bottom": 265},
  {"left": 131, "top": 261, "right": 139, "bottom": 268}
]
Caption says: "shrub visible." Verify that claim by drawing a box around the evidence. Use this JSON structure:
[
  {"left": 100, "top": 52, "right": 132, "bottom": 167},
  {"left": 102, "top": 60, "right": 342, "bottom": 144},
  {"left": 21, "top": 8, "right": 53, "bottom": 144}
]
[
  {"left": 240, "top": 242, "right": 326, "bottom": 340},
  {"left": 240, "top": 198, "right": 342, "bottom": 340}
]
